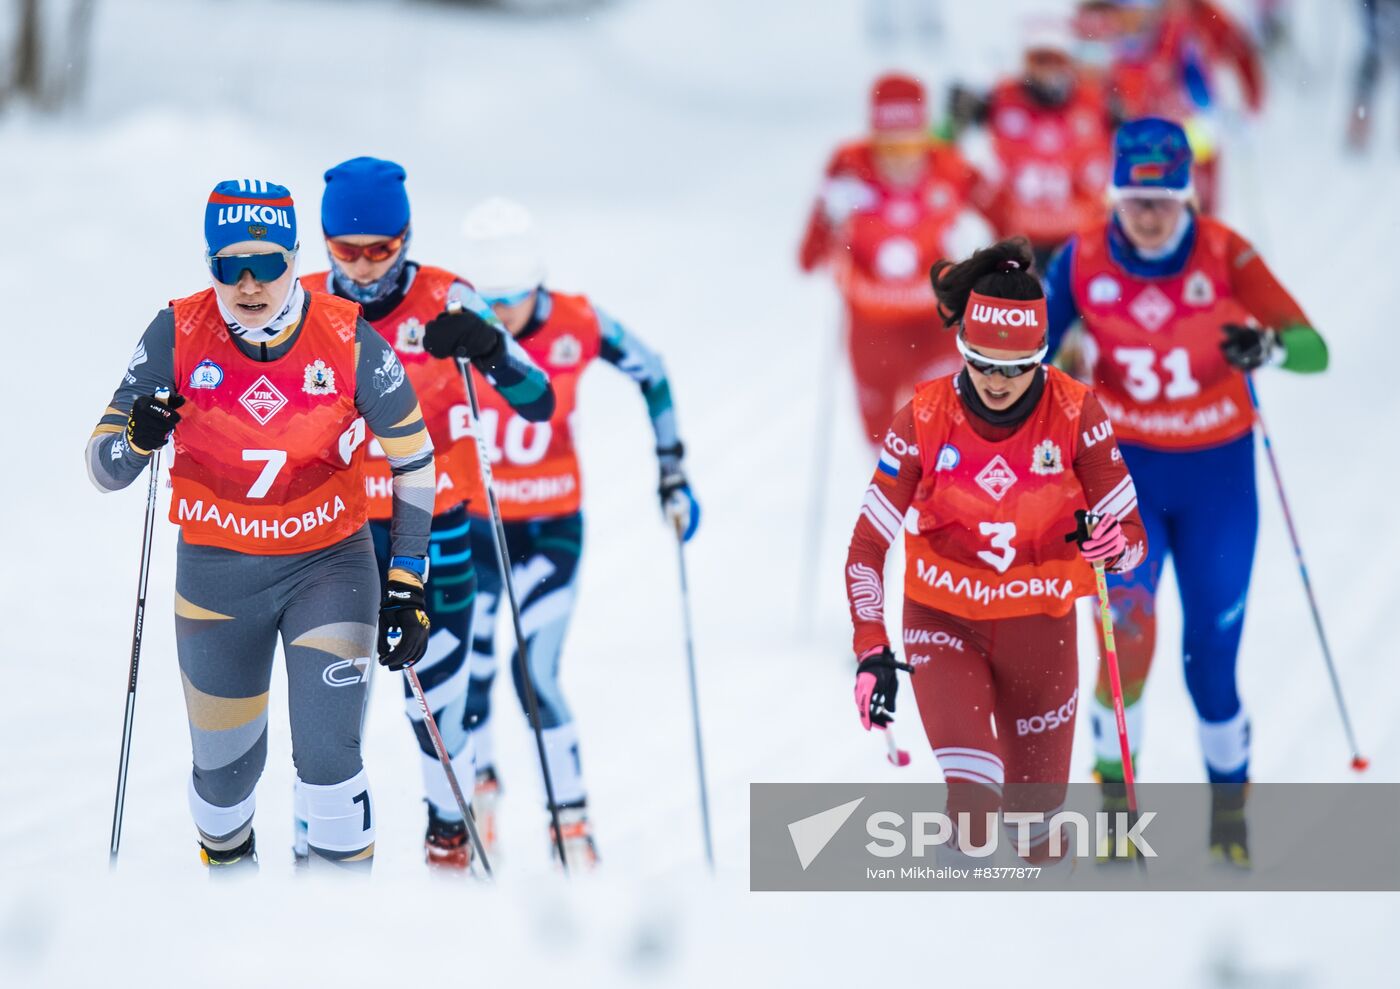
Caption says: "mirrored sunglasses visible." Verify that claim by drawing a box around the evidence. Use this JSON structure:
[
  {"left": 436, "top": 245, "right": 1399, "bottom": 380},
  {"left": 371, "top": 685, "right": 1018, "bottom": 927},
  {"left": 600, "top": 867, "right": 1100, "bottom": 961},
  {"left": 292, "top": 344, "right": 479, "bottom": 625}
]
[
  {"left": 207, "top": 248, "right": 295, "bottom": 286},
  {"left": 957, "top": 335, "right": 1047, "bottom": 378},
  {"left": 326, "top": 228, "right": 408, "bottom": 264}
]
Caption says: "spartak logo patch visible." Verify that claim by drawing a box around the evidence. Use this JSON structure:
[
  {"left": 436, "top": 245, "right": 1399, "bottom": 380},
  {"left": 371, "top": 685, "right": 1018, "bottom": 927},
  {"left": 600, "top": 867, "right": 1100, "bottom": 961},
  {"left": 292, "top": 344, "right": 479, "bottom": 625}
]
[{"left": 240, "top": 375, "right": 288, "bottom": 424}]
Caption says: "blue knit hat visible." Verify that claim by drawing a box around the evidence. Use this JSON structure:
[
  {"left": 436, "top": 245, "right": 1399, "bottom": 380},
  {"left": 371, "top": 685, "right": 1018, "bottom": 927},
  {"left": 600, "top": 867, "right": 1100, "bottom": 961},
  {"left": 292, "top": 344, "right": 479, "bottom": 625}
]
[
  {"left": 205, "top": 179, "right": 297, "bottom": 254},
  {"left": 1111, "top": 117, "right": 1194, "bottom": 197},
  {"left": 321, "top": 157, "right": 410, "bottom": 237}
]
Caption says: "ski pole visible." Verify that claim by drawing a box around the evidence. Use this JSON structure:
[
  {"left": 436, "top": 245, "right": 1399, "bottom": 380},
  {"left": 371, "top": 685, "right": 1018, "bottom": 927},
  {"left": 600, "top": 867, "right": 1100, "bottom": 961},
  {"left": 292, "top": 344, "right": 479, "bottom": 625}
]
[
  {"left": 1246, "top": 376, "right": 1367, "bottom": 770},
  {"left": 446, "top": 303, "right": 570, "bottom": 870},
  {"left": 403, "top": 663, "right": 493, "bottom": 879},
  {"left": 881, "top": 727, "right": 910, "bottom": 768},
  {"left": 797, "top": 314, "right": 843, "bottom": 632},
  {"left": 1089, "top": 554, "right": 1150, "bottom": 873},
  {"left": 1089, "top": 557, "right": 1140, "bottom": 816},
  {"left": 673, "top": 524, "right": 715, "bottom": 872},
  {"left": 109, "top": 389, "right": 169, "bottom": 866}
]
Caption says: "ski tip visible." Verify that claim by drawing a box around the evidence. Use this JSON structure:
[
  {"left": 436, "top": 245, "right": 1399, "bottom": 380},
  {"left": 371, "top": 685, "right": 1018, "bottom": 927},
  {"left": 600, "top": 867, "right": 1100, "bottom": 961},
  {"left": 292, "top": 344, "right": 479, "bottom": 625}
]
[{"left": 1351, "top": 755, "right": 1370, "bottom": 772}]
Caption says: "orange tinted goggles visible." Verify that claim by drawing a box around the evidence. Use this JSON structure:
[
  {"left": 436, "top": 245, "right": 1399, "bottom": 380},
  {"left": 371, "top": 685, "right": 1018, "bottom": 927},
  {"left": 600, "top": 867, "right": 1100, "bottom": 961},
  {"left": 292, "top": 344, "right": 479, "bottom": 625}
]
[{"left": 326, "top": 228, "right": 408, "bottom": 263}]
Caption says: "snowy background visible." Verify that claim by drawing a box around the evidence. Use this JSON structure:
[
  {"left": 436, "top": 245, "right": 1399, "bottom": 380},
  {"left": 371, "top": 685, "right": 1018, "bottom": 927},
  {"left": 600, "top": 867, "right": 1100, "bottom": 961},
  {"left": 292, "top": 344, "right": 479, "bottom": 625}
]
[{"left": 1, "top": 0, "right": 1397, "bottom": 984}]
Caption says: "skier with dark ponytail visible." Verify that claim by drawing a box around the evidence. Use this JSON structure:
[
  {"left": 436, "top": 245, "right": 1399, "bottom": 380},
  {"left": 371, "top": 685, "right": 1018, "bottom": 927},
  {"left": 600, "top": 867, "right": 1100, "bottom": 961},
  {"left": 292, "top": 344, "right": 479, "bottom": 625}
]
[{"left": 844, "top": 237, "right": 1145, "bottom": 867}]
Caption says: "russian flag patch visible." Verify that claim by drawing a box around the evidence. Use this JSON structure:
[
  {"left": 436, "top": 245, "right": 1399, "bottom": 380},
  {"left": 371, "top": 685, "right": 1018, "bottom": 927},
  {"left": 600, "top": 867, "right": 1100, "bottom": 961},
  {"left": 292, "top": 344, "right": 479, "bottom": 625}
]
[{"left": 877, "top": 450, "right": 900, "bottom": 478}]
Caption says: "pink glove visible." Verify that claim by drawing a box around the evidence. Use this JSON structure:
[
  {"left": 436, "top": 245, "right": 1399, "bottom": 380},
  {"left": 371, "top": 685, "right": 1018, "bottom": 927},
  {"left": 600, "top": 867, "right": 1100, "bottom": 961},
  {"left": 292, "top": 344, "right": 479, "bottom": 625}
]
[
  {"left": 1081, "top": 514, "right": 1127, "bottom": 563},
  {"left": 854, "top": 647, "right": 912, "bottom": 731},
  {"left": 1065, "top": 510, "right": 1126, "bottom": 564}
]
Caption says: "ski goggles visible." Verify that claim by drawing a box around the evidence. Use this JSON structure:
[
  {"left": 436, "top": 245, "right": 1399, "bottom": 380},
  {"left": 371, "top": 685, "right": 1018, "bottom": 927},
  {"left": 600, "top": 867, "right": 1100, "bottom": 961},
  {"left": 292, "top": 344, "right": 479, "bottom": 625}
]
[
  {"left": 207, "top": 247, "right": 296, "bottom": 286},
  {"left": 325, "top": 227, "right": 409, "bottom": 264},
  {"left": 481, "top": 287, "right": 537, "bottom": 308},
  {"left": 957, "top": 335, "right": 1047, "bottom": 378}
]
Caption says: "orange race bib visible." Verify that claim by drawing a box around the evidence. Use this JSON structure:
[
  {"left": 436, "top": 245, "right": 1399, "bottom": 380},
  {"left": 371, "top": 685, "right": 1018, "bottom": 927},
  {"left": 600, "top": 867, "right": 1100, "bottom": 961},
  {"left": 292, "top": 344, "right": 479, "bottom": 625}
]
[
  {"left": 303, "top": 265, "right": 479, "bottom": 518},
  {"left": 169, "top": 288, "right": 368, "bottom": 554},
  {"left": 1070, "top": 217, "right": 1254, "bottom": 451},
  {"left": 903, "top": 368, "right": 1096, "bottom": 620},
  {"left": 472, "top": 293, "right": 602, "bottom": 520}
]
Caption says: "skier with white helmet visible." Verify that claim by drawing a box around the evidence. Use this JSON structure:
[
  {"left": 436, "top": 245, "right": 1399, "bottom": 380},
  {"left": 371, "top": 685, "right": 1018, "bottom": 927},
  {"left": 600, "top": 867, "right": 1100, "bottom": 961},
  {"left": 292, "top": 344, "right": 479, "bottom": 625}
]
[{"left": 458, "top": 198, "right": 700, "bottom": 867}]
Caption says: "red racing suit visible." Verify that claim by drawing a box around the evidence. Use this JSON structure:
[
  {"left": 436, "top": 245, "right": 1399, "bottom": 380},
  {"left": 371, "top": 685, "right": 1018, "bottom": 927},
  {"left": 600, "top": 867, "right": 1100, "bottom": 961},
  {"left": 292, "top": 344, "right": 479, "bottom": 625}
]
[{"left": 845, "top": 368, "right": 1145, "bottom": 858}]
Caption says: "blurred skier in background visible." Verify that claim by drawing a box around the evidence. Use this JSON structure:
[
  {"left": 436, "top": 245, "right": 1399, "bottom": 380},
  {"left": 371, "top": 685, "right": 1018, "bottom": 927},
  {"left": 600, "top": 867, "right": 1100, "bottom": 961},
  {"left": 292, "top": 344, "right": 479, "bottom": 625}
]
[
  {"left": 1348, "top": 0, "right": 1400, "bottom": 150},
  {"left": 459, "top": 198, "right": 700, "bottom": 868},
  {"left": 944, "top": 17, "right": 1116, "bottom": 273},
  {"left": 1071, "top": 0, "right": 1265, "bottom": 213},
  {"left": 845, "top": 238, "right": 1144, "bottom": 869},
  {"left": 800, "top": 72, "right": 992, "bottom": 445},
  {"left": 86, "top": 179, "right": 437, "bottom": 871},
  {"left": 1042, "top": 119, "right": 1329, "bottom": 867},
  {"left": 299, "top": 158, "right": 556, "bottom": 871}
]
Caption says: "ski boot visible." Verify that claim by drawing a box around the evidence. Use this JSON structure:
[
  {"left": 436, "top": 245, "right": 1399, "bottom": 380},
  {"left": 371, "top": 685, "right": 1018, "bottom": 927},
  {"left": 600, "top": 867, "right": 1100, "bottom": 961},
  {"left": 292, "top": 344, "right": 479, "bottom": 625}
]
[
  {"left": 550, "top": 803, "right": 599, "bottom": 871},
  {"left": 1209, "top": 783, "right": 1251, "bottom": 870},
  {"left": 473, "top": 767, "right": 501, "bottom": 859},
  {"left": 200, "top": 830, "right": 258, "bottom": 874},
  {"left": 425, "top": 804, "right": 472, "bottom": 871},
  {"left": 1095, "top": 777, "right": 1141, "bottom": 865}
]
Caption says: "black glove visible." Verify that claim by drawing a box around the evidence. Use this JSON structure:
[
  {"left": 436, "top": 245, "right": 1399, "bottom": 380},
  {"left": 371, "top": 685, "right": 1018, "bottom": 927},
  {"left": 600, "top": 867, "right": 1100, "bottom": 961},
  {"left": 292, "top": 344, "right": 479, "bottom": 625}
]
[
  {"left": 1220, "top": 323, "right": 1278, "bottom": 371},
  {"left": 658, "top": 465, "right": 700, "bottom": 542},
  {"left": 127, "top": 391, "right": 186, "bottom": 453},
  {"left": 423, "top": 307, "right": 505, "bottom": 364},
  {"left": 946, "top": 84, "right": 988, "bottom": 134},
  {"left": 855, "top": 648, "right": 913, "bottom": 730},
  {"left": 377, "top": 578, "right": 431, "bottom": 671}
]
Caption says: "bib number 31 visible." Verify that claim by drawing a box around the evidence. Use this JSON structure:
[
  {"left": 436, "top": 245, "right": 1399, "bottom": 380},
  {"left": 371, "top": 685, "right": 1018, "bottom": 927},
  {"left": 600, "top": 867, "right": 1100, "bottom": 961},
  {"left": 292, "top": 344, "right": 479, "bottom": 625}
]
[{"left": 1113, "top": 346, "right": 1201, "bottom": 403}]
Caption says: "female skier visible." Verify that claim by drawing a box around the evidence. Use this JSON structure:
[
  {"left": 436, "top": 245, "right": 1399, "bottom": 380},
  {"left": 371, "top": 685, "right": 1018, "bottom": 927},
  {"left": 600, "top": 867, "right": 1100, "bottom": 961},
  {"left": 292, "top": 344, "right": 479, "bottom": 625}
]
[
  {"left": 800, "top": 72, "right": 992, "bottom": 445},
  {"left": 86, "top": 179, "right": 435, "bottom": 870},
  {"left": 1042, "top": 117, "right": 1328, "bottom": 865},
  {"left": 299, "top": 157, "right": 555, "bottom": 869},
  {"left": 845, "top": 238, "right": 1145, "bottom": 865},
  {"left": 457, "top": 198, "right": 700, "bottom": 867}
]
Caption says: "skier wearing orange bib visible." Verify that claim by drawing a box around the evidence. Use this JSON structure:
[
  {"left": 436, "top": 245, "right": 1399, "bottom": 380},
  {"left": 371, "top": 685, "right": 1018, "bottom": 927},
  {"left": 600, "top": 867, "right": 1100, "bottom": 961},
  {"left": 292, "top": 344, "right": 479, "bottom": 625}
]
[
  {"left": 86, "top": 179, "right": 436, "bottom": 871},
  {"left": 800, "top": 73, "right": 992, "bottom": 445},
  {"left": 298, "top": 158, "right": 555, "bottom": 870},
  {"left": 457, "top": 199, "right": 700, "bottom": 867},
  {"left": 944, "top": 19, "right": 1116, "bottom": 271},
  {"left": 845, "top": 238, "right": 1145, "bottom": 865},
  {"left": 1043, "top": 119, "right": 1328, "bottom": 865}
]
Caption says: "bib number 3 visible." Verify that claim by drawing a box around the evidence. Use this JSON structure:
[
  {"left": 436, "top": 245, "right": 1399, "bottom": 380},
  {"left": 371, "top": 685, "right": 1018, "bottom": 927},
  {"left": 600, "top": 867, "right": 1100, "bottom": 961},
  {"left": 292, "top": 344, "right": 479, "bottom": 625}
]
[{"left": 977, "top": 521, "right": 1017, "bottom": 574}]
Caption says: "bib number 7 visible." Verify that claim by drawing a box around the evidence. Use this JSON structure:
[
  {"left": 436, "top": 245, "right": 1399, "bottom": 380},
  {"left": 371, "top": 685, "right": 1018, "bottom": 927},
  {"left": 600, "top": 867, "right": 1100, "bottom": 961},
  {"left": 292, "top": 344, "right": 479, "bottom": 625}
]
[
  {"left": 977, "top": 521, "right": 1017, "bottom": 574},
  {"left": 242, "top": 449, "right": 287, "bottom": 499}
]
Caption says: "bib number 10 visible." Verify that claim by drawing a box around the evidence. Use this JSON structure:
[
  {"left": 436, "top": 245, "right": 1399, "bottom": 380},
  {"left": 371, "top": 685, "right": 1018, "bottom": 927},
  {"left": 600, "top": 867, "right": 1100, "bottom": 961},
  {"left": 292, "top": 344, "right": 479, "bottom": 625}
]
[
  {"left": 454, "top": 406, "right": 552, "bottom": 466},
  {"left": 1113, "top": 346, "right": 1200, "bottom": 403}
]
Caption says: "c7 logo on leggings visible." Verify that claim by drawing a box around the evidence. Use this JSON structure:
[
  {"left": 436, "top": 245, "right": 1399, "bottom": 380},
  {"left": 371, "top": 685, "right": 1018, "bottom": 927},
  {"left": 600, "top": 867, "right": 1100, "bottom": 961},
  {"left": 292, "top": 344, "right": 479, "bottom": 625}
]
[
  {"left": 323, "top": 657, "right": 371, "bottom": 687},
  {"left": 1016, "top": 688, "right": 1078, "bottom": 736}
]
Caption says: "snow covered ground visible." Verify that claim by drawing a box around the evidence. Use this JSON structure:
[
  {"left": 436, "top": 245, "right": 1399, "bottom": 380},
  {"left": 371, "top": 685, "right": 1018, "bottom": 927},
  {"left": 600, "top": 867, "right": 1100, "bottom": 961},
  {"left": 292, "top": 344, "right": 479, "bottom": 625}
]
[{"left": 1, "top": 0, "right": 1396, "bottom": 984}]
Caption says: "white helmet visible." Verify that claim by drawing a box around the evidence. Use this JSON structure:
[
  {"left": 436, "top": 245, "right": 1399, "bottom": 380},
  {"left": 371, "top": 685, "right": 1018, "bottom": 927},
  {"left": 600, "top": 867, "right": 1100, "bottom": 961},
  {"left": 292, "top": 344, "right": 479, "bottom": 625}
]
[{"left": 461, "top": 197, "right": 546, "bottom": 299}]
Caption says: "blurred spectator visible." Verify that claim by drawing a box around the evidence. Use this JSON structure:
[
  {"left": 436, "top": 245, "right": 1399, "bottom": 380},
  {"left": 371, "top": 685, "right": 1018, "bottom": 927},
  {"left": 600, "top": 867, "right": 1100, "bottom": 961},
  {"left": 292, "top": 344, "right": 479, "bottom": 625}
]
[{"left": 1349, "top": 0, "right": 1400, "bottom": 150}]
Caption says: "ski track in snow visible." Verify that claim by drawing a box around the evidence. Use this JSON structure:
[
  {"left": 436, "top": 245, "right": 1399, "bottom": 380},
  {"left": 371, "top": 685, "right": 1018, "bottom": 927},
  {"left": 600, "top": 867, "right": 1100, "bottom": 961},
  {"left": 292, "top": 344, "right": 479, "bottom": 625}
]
[{"left": 1, "top": 0, "right": 1396, "bottom": 984}]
